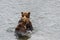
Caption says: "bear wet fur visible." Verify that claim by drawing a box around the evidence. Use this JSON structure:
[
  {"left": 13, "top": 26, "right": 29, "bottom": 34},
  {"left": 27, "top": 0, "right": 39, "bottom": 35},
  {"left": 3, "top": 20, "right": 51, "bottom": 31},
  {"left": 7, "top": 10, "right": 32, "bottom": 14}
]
[{"left": 15, "top": 12, "right": 33, "bottom": 36}]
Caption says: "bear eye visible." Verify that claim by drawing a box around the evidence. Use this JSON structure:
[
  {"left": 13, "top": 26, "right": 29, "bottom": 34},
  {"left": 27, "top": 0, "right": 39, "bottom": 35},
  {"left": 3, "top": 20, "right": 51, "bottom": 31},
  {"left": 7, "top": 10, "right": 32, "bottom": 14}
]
[
  {"left": 22, "top": 15, "right": 24, "bottom": 17},
  {"left": 26, "top": 16, "right": 29, "bottom": 18}
]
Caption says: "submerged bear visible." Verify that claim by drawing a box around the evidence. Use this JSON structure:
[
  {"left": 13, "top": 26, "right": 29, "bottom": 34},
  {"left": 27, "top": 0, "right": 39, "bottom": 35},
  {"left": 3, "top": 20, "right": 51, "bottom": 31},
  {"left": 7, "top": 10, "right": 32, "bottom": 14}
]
[{"left": 15, "top": 12, "right": 33, "bottom": 37}]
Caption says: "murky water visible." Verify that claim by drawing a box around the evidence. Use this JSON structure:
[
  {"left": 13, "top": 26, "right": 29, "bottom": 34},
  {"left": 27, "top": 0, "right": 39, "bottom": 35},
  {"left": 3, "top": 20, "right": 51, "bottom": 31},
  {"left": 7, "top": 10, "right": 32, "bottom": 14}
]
[{"left": 0, "top": 0, "right": 60, "bottom": 40}]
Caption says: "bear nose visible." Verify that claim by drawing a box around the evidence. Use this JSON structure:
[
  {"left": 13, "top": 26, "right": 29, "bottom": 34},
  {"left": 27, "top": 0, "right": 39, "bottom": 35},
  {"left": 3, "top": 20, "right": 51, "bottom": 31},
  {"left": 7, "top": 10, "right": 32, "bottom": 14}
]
[{"left": 22, "top": 16, "right": 26, "bottom": 18}]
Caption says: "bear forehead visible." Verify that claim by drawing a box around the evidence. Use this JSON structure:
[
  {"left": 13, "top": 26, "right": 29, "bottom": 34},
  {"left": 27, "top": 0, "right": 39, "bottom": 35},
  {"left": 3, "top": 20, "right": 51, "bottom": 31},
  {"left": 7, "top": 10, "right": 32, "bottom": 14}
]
[{"left": 23, "top": 12, "right": 29, "bottom": 14}]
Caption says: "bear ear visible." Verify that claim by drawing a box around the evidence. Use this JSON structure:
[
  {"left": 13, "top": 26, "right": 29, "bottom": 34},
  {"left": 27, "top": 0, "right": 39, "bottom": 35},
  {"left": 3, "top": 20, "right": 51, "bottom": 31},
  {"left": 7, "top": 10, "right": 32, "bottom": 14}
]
[
  {"left": 28, "top": 12, "right": 30, "bottom": 18},
  {"left": 28, "top": 12, "right": 30, "bottom": 15},
  {"left": 21, "top": 12, "right": 23, "bottom": 14}
]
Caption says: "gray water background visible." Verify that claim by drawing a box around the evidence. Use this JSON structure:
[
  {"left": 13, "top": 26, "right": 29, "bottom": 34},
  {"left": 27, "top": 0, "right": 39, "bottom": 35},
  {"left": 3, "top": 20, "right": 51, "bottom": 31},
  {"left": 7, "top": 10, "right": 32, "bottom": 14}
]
[{"left": 0, "top": 0, "right": 60, "bottom": 40}]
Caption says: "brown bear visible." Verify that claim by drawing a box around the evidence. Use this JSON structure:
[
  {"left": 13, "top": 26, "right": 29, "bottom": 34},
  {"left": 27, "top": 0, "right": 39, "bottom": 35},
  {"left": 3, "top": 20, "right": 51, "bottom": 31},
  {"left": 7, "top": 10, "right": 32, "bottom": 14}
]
[
  {"left": 18, "top": 12, "right": 33, "bottom": 31},
  {"left": 15, "top": 12, "right": 33, "bottom": 36}
]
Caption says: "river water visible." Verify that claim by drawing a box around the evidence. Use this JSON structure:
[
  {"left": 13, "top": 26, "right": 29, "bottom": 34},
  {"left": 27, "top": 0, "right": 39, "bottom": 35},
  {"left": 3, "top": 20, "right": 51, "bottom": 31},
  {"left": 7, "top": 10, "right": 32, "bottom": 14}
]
[{"left": 0, "top": 0, "right": 60, "bottom": 40}]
